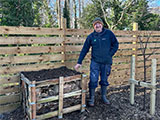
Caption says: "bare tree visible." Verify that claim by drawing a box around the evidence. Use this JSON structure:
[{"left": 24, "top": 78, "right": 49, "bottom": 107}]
[
  {"left": 137, "top": 32, "right": 157, "bottom": 110},
  {"left": 56, "top": 0, "right": 62, "bottom": 28},
  {"left": 99, "top": 0, "right": 134, "bottom": 30}
]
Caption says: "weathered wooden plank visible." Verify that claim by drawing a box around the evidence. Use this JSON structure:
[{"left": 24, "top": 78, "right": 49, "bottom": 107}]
[
  {"left": 37, "top": 90, "right": 82, "bottom": 104},
  {"left": 110, "top": 69, "right": 130, "bottom": 78},
  {"left": 0, "top": 94, "right": 20, "bottom": 105},
  {"left": 137, "top": 49, "right": 160, "bottom": 55},
  {"left": 36, "top": 74, "right": 81, "bottom": 87},
  {"left": 0, "top": 85, "right": 20, "bottom": 94},
  {"left": 137, "top": 54, "right": 160, "bottom": 61},
  {"left": 0, "top": 74, "right": 20, "bottom": 84},
  {"left": 0, "top": 54, "right": 64, "bottom": 65},
  {"left": 113, "top": 30, "right": 160, "bottom": 36},
  {"left": 31, "top": 81, "right": 36, "bottom": 120},
  {"left": 81, "top": 75, "right": 86, "bottom": 112},
  {"left": 117, "top": 37, "right": 136, "bottom": 43},
  {"left": 113, "top": 57, "right": 131, "bottom": 63},
  {"left": 65, "top": 29, "right": 92, "bottom": 35},
  {"left": 66, "top": 29, "right": 160, "bottom": 36},
  {"left": 119, "top": 44, "right": 136, "bottom": 49},
  {"left": 137, "top": 43, "right": 160, "bottom": 48},
  {"left": 58, "top": 77, "right": 64, "bottom": 118},
  {"left": 136, "top": 65, "right": 160, "bottom": 73},
  {"left": 0, "top": 26, "right": 63, "bottom": 35},
  {"left": 0, "top": 62, "right": 64, "bottom": 74},
  {"left": 136, "top": 37, "right": 160, "bottom": 42},
  {"left": 0, "top": 46, "right": 63, "bottom": 55},
  {"left": 65, "top": 37, "right": 85, "bottom": 43},
  {"left": 0, "top": 102, "right": 20, "bottom": 114},
  {"left": 109, "top": 76, "right": 130, "bottom": 85},
  {"left": 36, "top": 104, "right": 81, "bottom": 120},
  {"left": 0, "top": 37, "right": 64, "bottom": 44},
  {"left": 65, "top": 45, "right": 83, "bottom": 52}
]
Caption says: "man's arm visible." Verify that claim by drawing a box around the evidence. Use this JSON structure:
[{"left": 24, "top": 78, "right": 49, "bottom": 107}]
[{"left": 110, "top": 32, "right": 119, "bottom": 56}]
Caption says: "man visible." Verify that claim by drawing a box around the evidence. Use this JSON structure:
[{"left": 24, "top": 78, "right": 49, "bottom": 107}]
[{"left": 74, "top": 17, "right": 119, "bottom": 106}]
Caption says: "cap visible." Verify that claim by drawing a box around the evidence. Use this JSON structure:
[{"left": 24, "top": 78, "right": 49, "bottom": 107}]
[{"left": 92, "top": 17, "right": 103, "bottom": 26}]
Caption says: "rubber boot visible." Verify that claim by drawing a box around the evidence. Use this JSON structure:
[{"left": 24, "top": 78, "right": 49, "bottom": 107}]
[
  {"left": 88, "top": 88, "right": 95, "bottom": 107},
  {"left": 101, "top": 86, "right": 110, "bottom": 105}
]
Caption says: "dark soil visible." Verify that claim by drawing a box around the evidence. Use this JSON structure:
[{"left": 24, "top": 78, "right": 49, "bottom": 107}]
[
  {"left": 21, "top": 66, "right": 81, "bottom": 81},
  {"left": 1, "top": 86, "right": 160, "bottom": 120},
  {"left": 1, "top": 67, "right": 160, "bottom": 120}
]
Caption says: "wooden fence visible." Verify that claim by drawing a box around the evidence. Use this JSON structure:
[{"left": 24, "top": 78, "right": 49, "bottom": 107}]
[{"left": 0, "top": 25, "right": 160, "bottom": 114}]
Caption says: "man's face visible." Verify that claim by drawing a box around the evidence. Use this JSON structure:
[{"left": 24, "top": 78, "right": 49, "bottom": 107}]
[{"left": 93, "top": 22, "right": 103, "bottom": 33}]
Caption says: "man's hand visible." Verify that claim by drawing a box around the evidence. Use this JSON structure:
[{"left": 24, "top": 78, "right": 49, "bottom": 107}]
[{"left": 74, "top": 64, "right": 82, "bottom": 71}]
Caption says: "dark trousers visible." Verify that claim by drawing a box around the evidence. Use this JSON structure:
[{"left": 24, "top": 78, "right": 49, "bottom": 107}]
[{"left": 89, "top": 60, "right": 111, "bottom": 89}]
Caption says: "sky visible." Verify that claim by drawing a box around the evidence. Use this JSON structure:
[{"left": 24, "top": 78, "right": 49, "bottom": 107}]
[{"left": 148, "top": 0, "right": 160, "bottom": 7}]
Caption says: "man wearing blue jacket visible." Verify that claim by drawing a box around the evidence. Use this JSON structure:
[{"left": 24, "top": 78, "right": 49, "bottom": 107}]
[{"left": 74, "top": 17, "right": 119, "bottom": 107}]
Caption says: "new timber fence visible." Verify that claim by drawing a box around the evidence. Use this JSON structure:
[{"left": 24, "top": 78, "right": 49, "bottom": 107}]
[{"left": 0, "top": 24, "right": 160, "bottom": 114}]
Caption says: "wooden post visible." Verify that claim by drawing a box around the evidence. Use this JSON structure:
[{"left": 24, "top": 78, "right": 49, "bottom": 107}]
[
  {"left": 81, "top": 74, "right": 86, "bottom": 112},
  {"left": 130, "top": 56, "right": 135, "bottom": 105},
  {"left": 132, "top": 22, "right": 138, "bottom": 80},
  {"left": 150, "top": 59, "right": 157, "bottom": 115},
  {"left": 30, "top": 81, "right": 36, "bottom": 120},
  {"left": 58, "top": 77, "right": 64, "bottom": 119},
  {"left": 62, "top": 18, "right": 67, "bottom": 66}
]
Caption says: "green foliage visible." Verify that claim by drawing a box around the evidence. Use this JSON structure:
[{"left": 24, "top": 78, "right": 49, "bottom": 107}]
[
  {"left": 79, "top": 0, "right": 160, "bottom": 30},
  {"left": 0, "top": 0, "right": 35, "bottom": 26},
  {"left": 0, "top": 0, "right": 58, "bottom": 27}
]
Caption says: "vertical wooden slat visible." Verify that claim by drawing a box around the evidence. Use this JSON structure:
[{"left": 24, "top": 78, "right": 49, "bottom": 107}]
[
  {"left": 21, "top": 80, "right": 26, "bottom": 116},
  {"left": 150, "top": 59, "right": 156, "bottom": 115},
  {"left": 133, "top": 22, "right": 138, "bottom": 80},
  {"left": 81, "top": 74, "right": 86, "bottom": 112},
  {"left": 31, "top": 81, "right": 36, "bottom": 120},
  {"left": 130, "top": 56, "right": 135, "bottom": 105},
  {"left": 58, "top": 77, "right": 64, "bottom": 118}
]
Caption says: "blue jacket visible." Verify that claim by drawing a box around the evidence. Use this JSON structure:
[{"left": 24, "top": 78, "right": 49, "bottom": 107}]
[{"left": 77, "top": 28, "right": 119, "bottom": 64}]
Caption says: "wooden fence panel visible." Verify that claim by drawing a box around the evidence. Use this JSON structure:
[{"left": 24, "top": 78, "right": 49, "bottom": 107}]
[{"left": 0, "top": 26, "right": 160, "bottom": 114}]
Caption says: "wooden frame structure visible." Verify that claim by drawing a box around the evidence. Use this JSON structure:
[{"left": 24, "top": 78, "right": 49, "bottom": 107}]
[
  {"left": 129, "top": 56, "right": 159, "bottom": 115},
  {"left": 21, "top": 73, "right": 87, "bottom": 120}
]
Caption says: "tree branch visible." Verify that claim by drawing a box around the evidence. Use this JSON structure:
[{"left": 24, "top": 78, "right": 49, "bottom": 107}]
[
  {"left": 111, "top": 0, "right": 134, "bottom": 29},
  {"left": 98, "top": 0, "right": 111, "bottom": 29}
]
